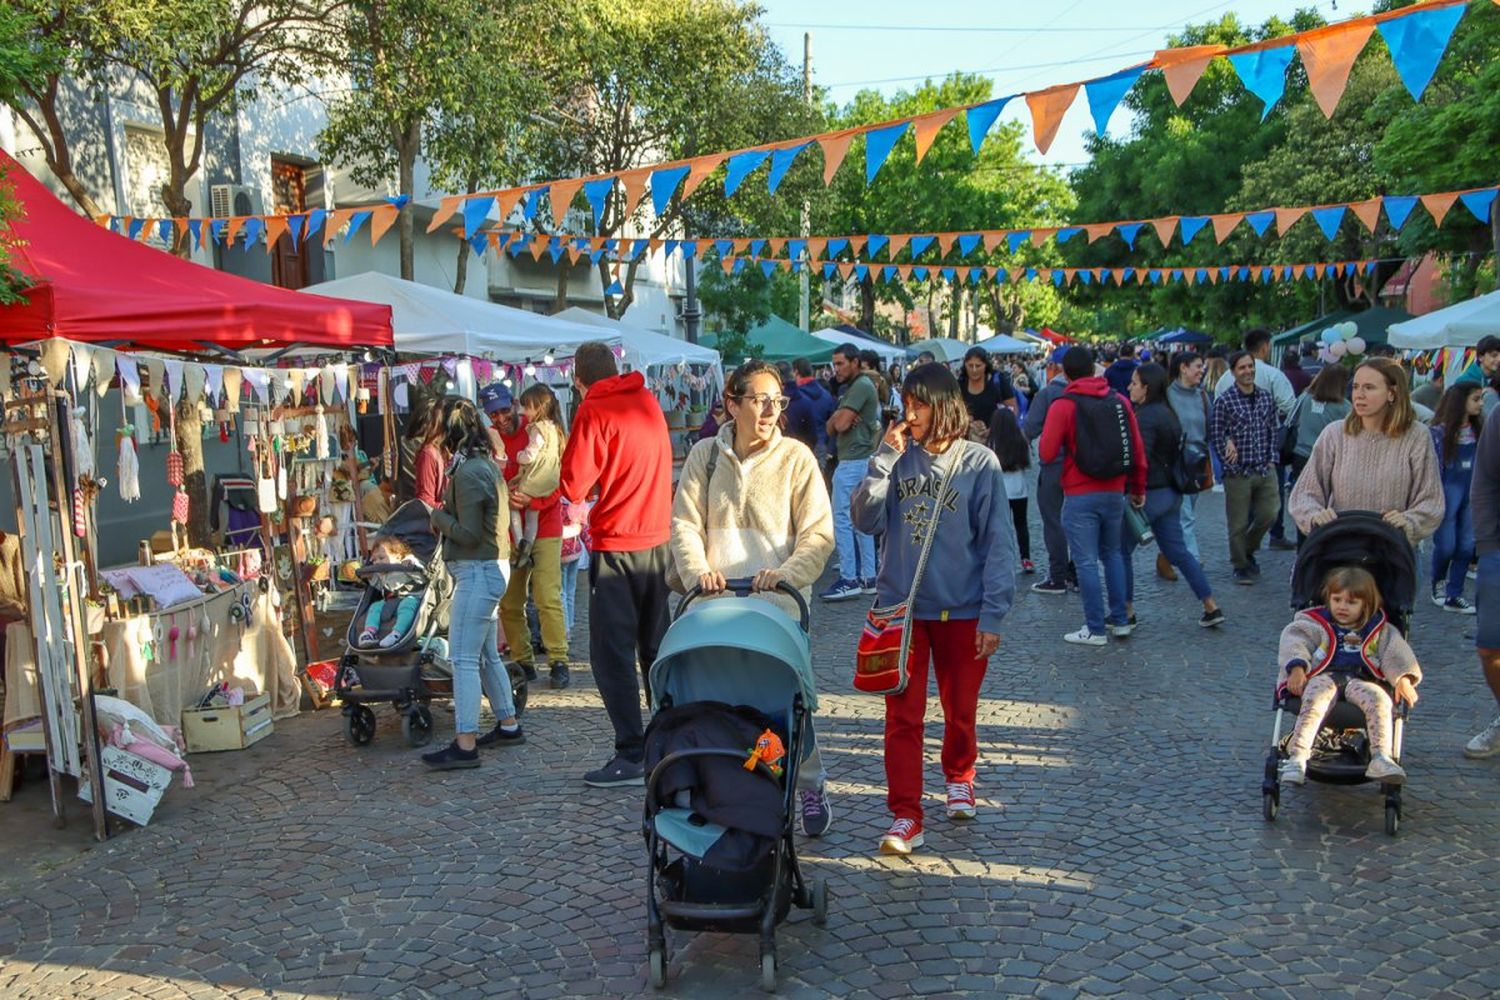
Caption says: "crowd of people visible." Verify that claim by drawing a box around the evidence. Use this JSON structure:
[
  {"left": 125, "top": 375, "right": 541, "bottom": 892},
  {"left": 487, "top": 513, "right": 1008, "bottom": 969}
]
[{"left": 371, "top": 326, "right": 1500, "bottom": 854}]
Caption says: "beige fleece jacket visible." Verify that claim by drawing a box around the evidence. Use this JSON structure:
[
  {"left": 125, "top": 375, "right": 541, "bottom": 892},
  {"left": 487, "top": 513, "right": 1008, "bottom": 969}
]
[
  {"left": 512, "top": 420, "right": 562, "bottom": 497},
  {"left": 671, "top": 425, "right": 834, "bottom": 617}
]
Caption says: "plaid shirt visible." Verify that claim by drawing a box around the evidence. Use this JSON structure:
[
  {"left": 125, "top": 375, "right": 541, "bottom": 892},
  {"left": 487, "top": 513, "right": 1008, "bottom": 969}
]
[{"left": 1210, "top": 384, "right": 1279, "bottom": 477}]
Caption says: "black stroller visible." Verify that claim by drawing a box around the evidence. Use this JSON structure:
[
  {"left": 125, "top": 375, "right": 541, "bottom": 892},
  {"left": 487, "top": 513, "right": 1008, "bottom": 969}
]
[
  {"left": 335, "top": 500, "right": 527, "bottom": 747},
  {"left": 642, "top": 580, "right": 828, "bottom": 992},
  {"left": 1262, "top": 511, "right": 1417, "bottom": 835}
]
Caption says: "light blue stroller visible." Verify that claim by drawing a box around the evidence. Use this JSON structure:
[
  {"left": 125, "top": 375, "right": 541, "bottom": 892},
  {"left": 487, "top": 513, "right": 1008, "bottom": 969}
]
[{"left": 642, "top": 580, "right": 828, "bottom": 992}]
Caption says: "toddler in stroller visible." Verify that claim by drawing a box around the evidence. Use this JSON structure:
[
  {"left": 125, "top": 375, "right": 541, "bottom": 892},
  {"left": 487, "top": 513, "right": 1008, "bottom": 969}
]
[
  {"left": 1263, "top": 510, "right": 1420, "bottom": 835},
  {"left": 355, "top": 537, "right": 424, "bottom": 649}
]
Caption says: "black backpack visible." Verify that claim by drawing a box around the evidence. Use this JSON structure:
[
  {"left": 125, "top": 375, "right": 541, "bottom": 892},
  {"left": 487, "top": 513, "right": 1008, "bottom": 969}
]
[{"left": 1069, "top": 393, "right": 1134, "bottom": 480}]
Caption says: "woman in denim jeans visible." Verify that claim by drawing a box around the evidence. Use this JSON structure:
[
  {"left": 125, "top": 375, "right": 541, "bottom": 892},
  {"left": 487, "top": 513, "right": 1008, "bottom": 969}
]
[
  {"left": 423, "top": 399, "right": 524, "bottom": 770},
  {"left": 1430, "top": 381, "right": 1484, "bottom": 613},
  {"left": 1121, "top": 364, "right": 1225, "bottom": 630}
]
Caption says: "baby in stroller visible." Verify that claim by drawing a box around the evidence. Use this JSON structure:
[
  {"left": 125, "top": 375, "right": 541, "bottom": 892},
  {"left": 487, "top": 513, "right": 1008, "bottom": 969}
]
[
  {"left": 1277, "top": 565, "right": 1421, "bottom": 786},
  {"left": 356, "top": 537, "right": 425, "bottom": 649}
]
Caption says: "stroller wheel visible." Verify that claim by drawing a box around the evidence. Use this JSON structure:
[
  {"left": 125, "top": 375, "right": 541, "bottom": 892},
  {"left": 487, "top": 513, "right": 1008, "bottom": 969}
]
[
  {"left": 1262, "top": 790, "right": 1279, "bottom": 822},
  {"left": 648, "top": 947, "right": 667, "bottom": 989},
  {"left": 1385, "top": 802, "right": 1400, "bottom": 837},
  {"left": 760, "top": 950, "right": 777, "bottom": 993},
  {"left": 344, "top": 705, "right": 376, "bottom": 746},
  {"left": 403, "top": 705, "right": 434, "bottom": 747},
  {"left": 811, "top": 877, "right": 828, "bottom": 927},
  {"left": 507, "top": 660, "right": 529, "bottom": 718}
]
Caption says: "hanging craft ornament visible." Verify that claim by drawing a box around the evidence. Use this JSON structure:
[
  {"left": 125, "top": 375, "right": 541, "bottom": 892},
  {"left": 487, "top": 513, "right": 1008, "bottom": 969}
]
[
  {"left": 172, "top": 487, "right": 190, "bottom": 525},
  {"left": 315, "top": 405, "right": 330, "bottom": 460},
  {"left": 116, "top": 385, "right": 141, "bottom": 505},
  {"left": 73, "top": 487, "right": 87, "bottom": 538}
]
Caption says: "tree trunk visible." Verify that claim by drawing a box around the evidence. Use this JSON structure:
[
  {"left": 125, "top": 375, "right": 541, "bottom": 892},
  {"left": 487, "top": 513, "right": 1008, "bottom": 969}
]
[
  {"left": 175, "top": 399, "right": 210, "bottom": 547},
  {"left": 553, "top": 262, "right": 570, "bottom": 314},
  {"left": 14, "top": 84, "right": 105, "bottom": 217},
  {"left": 860, "top": 278, "right": 875, "bottom": 332},
  {"left": 397, "top": 125, "right": 419, "bottom": 281},
  {"left": 454, "top": 236, "right": 469, "bottom": 294}
]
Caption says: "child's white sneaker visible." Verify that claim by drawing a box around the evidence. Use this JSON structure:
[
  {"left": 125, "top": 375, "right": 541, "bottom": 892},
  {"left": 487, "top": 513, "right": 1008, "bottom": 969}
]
[
  {"left": 1279, "top": 757, "right": 1308, "bottom": 785},
  {"left": 1365, "top": 753, "right": 1406, "bottom": 784},
  {"left": 378, "top": 631, "right": 402, "bottom": 648}
]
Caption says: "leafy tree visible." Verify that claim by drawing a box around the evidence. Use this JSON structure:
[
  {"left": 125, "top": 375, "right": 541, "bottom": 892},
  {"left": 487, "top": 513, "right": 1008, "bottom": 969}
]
[
  {"left": 0, "top": 3, "right": 61, "bottom": 301},
  {"left": 696, "top": 256, "right": 798, "bottom": 355}
]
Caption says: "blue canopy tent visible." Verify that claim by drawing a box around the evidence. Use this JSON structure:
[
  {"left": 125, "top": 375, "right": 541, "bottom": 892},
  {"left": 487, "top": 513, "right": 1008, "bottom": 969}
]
[{"left": 1157, "top": 327, "right": 1214, "bottom": 346}]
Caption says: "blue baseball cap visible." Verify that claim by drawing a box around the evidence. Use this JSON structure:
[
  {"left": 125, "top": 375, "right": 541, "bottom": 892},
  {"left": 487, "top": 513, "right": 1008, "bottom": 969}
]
[
  {"left": 478, "top": 382, "right": 513, "bottom": 413},
  {"left": 1049, "top": 346, "right": 1069, "bottom": 364}
]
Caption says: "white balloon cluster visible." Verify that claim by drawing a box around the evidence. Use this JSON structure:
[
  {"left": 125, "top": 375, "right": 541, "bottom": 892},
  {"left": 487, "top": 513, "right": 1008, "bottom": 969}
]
[{"left": 1316, "top": 320, "right": 1366, "bottom": 363}]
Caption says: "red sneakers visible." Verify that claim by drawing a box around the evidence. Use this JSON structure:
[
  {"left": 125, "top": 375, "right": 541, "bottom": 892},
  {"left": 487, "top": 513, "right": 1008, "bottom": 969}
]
[
  {"left": 879, "top": 817, "right": 924, "bottom": 855},
  {"left": 946, "top": 781, "right": 977, "bottom": 820}
]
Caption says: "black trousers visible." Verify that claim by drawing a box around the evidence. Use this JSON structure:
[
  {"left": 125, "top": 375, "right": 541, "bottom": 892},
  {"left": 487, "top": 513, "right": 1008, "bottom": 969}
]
[
  {"left": 588, "top": 544, "right": 672, "bottom": 762},
  {"left": 1009, "top": 496, "right": 1031, "bottom": 561}
]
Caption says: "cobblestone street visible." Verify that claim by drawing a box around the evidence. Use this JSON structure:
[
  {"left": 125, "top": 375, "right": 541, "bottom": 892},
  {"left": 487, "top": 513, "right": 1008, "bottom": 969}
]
[{"left": 3, "top": 490, "right": 1499, "bottom": 999}]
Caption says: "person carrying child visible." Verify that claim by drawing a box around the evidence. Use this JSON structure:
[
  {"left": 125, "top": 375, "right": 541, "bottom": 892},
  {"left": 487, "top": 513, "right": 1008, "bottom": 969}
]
[
  {"left": 357, "top": 537, "right": 424, "bottom": 648},
  {"left": 1276, "top": 566, "right": 1421, "bottom": 786},
  {"left": 508, "top": 384, "right": 565, "bottom": 569}
]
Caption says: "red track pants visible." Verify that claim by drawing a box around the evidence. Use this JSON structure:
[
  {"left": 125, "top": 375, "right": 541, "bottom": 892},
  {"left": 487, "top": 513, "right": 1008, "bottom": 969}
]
[{"left": 883, "top": 618, "right": 987, "bottom": 823}]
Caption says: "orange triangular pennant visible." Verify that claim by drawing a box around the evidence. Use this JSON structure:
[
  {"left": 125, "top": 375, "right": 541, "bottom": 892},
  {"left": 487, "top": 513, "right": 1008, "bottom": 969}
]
[
  {"left": 1211, "top": 213, "right": 1244, "bottom": 243},
  {"left": 1274, "top": 207, "right": 1307, "bottom": 235},
  {"left": 263, "top": 215, "right": 289, "bottom": 252},
  {"left": 1151, "top": 216, "right": 1179, "bottom": 247},
  {"left": 1155, "top": 45, "right": 1226, "bottom": 106},
  {"left": 732, "top": 238, "right": 751, "bottom": 254},
  {"left": 1296, "top": 22, "right": 1376, "bottom": 119},
  {"left": 984, "top": 232, "right": 1005, "bottom": 252},
  {"left": 223, "top": 217, "right": 244, "bottom": 246},
  {"left": 323, "top": 208, "right": 350, "bottom": 247},
  {"left": 838, "top": 262, "right": 856, "bottom": 279},
  {"left": 1350, "top": 197, "right": 1383, "bottom": 234},
  {"left": 548, "top": 178, "right": 584, "bottom": 230},
  {"left": 766, "top": 237, "right": 787, "bottom": 258},
  {"left": 369, "top": 204, "right": 399, "bottom": 246},
  {"left": 1085, "top": 224, "right": 1113, "bottom": 243},
  {"left": 912, "top": 108, "right": 960, "bottom": 164},
  {"left": 887, "top": 235, "right": 911, "bottom": 260},
  {"left": 721, "top": 258, "right": 735, "bottom": 275},
  {"left": 173, "top": 217, "right": 190, "bottom": 245},
  {"left": 530, "top": 237, "right": 550, "bottom": 262},
  {"left": 1251, "top": 265, "right": 1264, "bottom": 281},
  {"left": 818, "top": 131, "right": 857, "bottom": 185},
  {"left": 1135, "top": 268, "right": 1149, "bottom": 285},
  {"left": 807, "top": 237, "right": 828, "bottom": 260},
  {"left": 682, "top": 154, "right": 726, "bottom": 201},
  {"left": 491, "top": 188, "right": 524, "bottom": 226},
  {"left": 426, "top": 195, "right": 463, "bottom": 234},
  {"left": 937, "top": 233, "right": 957, "bottom": 256},
  {"left": 1422, "top": 192, "right": 1459, "bottom": 227},
  {"left": 1030, "top": 228, "right": 1056, "bottom": 248},
  {"left": 1062, "top": 268, "right": 1076, "bottom": 285},
  {"left": 617, "top": 171, "right": 649, "bottom": 220},
  {"left": 1026, "top": 83, "right": 1079, "bottom": 155},
  {"left": 1207, "top": 268, "right": 1220, "bottom": 285}
]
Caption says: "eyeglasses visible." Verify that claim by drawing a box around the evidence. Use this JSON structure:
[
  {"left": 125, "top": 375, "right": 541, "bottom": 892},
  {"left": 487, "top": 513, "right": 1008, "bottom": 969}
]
[{"left": 734, "top": 393, "right": 791, "bottom": 412}]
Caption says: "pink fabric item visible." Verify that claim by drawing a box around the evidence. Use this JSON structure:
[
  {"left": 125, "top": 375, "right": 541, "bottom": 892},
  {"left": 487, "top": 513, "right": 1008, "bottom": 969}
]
[{"left": 109, "top": 722, "right": 194, "bottom": 788}]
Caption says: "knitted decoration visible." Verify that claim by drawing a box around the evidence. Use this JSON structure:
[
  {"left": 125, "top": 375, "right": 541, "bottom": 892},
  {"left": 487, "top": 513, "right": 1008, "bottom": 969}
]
[
  {"left": 73, "top": 488, "right": 87, "bottom": 537},
  {"left": 167, "top": 449, "right": 184, "bottom": 487},
  {"left": 116, "top": 425, "right": 140, "bottom": 503},
  {"left": 172, "top": 488, "right": 190, "bottom": 524}
]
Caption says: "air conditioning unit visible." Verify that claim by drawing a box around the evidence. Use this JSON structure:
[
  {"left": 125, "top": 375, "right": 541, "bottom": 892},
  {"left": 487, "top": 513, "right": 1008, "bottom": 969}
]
[{"left": 210, "top": 184, "right": 264, "bottom": 218}]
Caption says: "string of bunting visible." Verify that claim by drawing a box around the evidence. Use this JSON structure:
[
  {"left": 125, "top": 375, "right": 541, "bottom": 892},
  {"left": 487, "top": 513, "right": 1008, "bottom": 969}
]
[{"left": 94, "top": 0, "right": 1484, "bottom": 246}]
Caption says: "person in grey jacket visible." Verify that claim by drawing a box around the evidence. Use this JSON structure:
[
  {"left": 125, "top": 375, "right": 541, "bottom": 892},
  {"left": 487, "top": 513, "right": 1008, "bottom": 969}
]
[
  {"left": 851, "top": 363, "right": 1018, "bottom": 856},
  {"left": 1167, "top": 351, "right": 1211, "bottom": 563},
  {"left": 1023, "top": 346, "right": 1072, "bottom": 593},
  {"left": 422, "top": 399, "right": 523, "bottom": 770}
]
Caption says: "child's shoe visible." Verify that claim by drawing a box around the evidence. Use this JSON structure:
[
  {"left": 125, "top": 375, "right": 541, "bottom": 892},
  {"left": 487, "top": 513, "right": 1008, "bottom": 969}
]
[
  {"left": 378, "top": 631, "right": 402, "bottom": 648},
  {"left": 1365, "top": 753, "right": 1406, "bottom": 784},
  {"left": 1279, "top": 756, "right": 1308, "bottom": 785},
  {"left": 513, "top": 539, "right": 534, "bottom": 569},
  {"left": 945, "top": 781, "right": 977, "bottom": 820},
  {"left": 357, "top": 627, "right": 378, "bottom": 646},
  {"left": 878, "top": 817, "right": 924, "bottom": 855}
]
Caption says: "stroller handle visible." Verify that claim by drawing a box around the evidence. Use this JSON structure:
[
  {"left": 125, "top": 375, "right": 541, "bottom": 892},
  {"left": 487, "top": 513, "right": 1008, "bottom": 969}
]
[
  {"left": 676, "top": 577, "right": 811, "bottom": 632},
  {"left": 355, "top": 562, "right": 426, "bottom": 578}
]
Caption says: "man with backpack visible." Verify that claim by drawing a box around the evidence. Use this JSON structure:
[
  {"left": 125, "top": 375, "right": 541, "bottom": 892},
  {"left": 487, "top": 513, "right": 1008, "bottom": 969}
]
[
  {"left": 1210, "top": 350, "right": 1281, "bottom": 586},
  {"left": 1039, "top": 347, "right": 1147, "bottom": 646}
]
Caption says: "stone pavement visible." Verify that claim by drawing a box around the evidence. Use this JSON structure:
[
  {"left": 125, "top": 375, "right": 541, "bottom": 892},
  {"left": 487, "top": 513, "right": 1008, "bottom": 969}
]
[{"left": 3, "top": 488, "right": 1500, "bottom": 1000}]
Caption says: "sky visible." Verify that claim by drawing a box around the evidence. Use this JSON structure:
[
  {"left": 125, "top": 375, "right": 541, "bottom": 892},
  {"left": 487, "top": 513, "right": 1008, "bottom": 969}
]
[{"left": 755, "top": 0, "right": 1343, "bottom": 172}]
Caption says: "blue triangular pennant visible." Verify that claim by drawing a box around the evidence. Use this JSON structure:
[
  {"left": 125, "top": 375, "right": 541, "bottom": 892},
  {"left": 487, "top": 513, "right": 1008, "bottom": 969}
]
[
  {"left": 865, "top": 122, "right": 910, "bottom": 184},
  {"left": 605, "top": 280, "right": 624, "bottom": 296},
  {"left": 241, "top": 217, "right": 264, "bottom": 250},
  {"left": 1007, "top": 232, "right": 1030, "bottom": 254},
  {"left": 156, "top": 219, "right": 174, "bottom": 245},
  {"left": 854, "top": 265, "right": 868, "bottom": 282},
  {"left": 1343, "top": 263, "right": 1355, "bottom": 277},
  {"left": 1121, "top": 267, "right": 1134, "bottom": 282},
  {"left": 1311, "top": 206, "right": 1346, "bottom": 241},
  {"left": 828, "top": 238, "right": 849, "bottom": 258},
  {"left": 650, "top": 165, "right": 690, "bottom": 218},
  {"left": 108, "top": 216, "right": 122, "bottom": 233},
  {"left": 344, "top": 210, "right": 371, "bottom": 243},
  {"left": 187, "top": 218, "right": 203, "bottom": 249},
  {"left": 912, "top": 266, "right": 929, "bottom": 282},
  {"left": 462, "top": 196, "right": 494, "bottom": 239},
  {"left": 767, "top": 143, "right": 809, "bottom": 194},
  {"left": 663, "top": 239, "right": 680, "bottom": 259},
  {"left": 760, "top": 260, "right": 777, "bottom": 278},
  {"left": 787, "top": 238, "right": 807, "bottom": 260},
  {"left": 866, "top": 235, "right": 889, "bottom": 259},
  {"left": 1378, "top": 3, "right": 1466, "bottom": 101},
  {"left": 506, "top": 234, "right": 528, "bottom": 256},
  {"left": 993, "top": 267, "right": 1008, "bottom": 283},
  {"left": 1179, "top": 216, "right": 1210, "bottom": 245},
  {"left": 548, "top": 239, "right": 565, "bottom": 263},
  {"left": 1383, "top": 196, "right": 1417, "bottom": 231},
  {"left": 522, "top": 187, "right": 545, "bottom": 222},
  {"left": 1364, "top": 260, "right": 1377, "bottom": 274},
  {"left": 791, "top": 261, "right": 804, "bottom": 274},
  {"left": 909, "top": 235, "right": 935, "bottom": 259},
  {"left": 957, "top": 234, "right": 981, "bottom": 256},
  {"left": 968, "top": 267, "right": 984, "bottom": 284},
  {"left": 286, "top": 214, "right": 305, "bottom": 251},
  {"left": 881, "top": 265, "right": 898, "bottom": 283},
  {"left": 714, "top": 239, "right": 733, "bottom": 258},
  {"left": 127, "top": 218, "right": 146, "bottom": 241},
  {"left": 1170, "top": 269, "right": 1184, "bottom": 283},
  {"left": 631, "top": 239, "right": 650, "bottom": 260},
  {"left": 470, "top": 232, "right": 487, "bottom": 258},
  {"left": 749, "top": 239, "right": 767, "bottom": 258},
  {"left": 1024, "top": 268, "right": 1037, "bottom": 282},
  {"left": 939, "top": 267, "right": 956, "bottom": 283},
  {"left": 1148, "top": 269, "right": 1162, "bottom": 284},
  {"left": 1077, "top": 269, "right": 1094, "bottom": 285},
  {"left": 589, "top": 250, "right": 605, "bottom": 265},
  {"left": 1460, "top": 189, "right": 1497, "bottom": 224},
  {"left": 732, "top": 258, "right": 746, "bottom": 275},
  {"left": 583, "top": 178, "right": 615, "bottom": 229},
  {"left": 1051, "top": 270, "right": 1065, "bottom": 286},
  {"left": 966, "top": 97, "right": 1012, "bottom": 154},
  {"left": 493, "top": 232, "right": 513, "bottom": 251},
  {"left": 1226, "top": 45, "right": 1297, "bottom": 120},
  {"left": 1084, "top": 66, "right": 1144, "bottom": 136},
  {"left": 1055, "top": 227, "right": 1081, "bottom": 244},
  {"left": 681, "top": 240, "right": 698, "bottom": 260},
  {"left": 1194, "top": 269, "right": 1208, "bottom": 284},
  {"left": 822, "top": 263, "right": 837, "bottom": 279},
  {"left": 386, "top": 195, "right": 410, "bottom": 210},
  {"left": 724, "top": 150, "right": 771, "bottom": 197},
  {"left": 1245, "top": 211, "right": 1275, "bottom": 237},
  {"left": 208, "top": 219, "right": 225, "bottom": 245},
  {"left": 1116, "top": 223, "right": 1143, "bottom": 249},
  {"left": 304, "top": 208, "right": 326, "bottom": 244},
  {"left": 1219, "top": 267, "right": 1232, "bottom": 281}
]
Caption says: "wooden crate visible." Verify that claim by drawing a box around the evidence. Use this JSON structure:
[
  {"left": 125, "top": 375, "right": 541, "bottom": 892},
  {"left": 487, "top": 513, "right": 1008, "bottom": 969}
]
[
  {"left": 77, "top": 746, "right": 173, "bottom": 826},
  {"left": 181, "top": 692, "right": 274, "bottom": 753}
]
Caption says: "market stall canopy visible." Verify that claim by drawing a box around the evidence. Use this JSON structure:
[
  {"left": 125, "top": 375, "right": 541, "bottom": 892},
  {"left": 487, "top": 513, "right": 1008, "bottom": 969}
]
[
  {"left": 553, "top": 307, "right": 721, "bottom": 372},
  {"left": 1388, "top": 290, "right": 1500, "bottom": 350},
  {"left": 301, "top": 272, "right": 616, "bottom": 361},
  {"left": 906, "top": 337, "right": 971, "bottom": 363},
  {"left": 971, "top": 333, "right": 1037, "bottom": 355},
  {"left": 0, "top": 152, "right": 392, "bottom": 352},
  {"left": 1035, "top": 327, "right": 1071, "bottom": 344},
  {"left": 1273, "top": 306, "right": 1413, "bottom": 351},
  {"left": 809, "top": 327, "right": 904, "bottom": 366},
  {"left": 1157, "top": 327, "right": 1214, "bottom": 345},
  {"left": 701, "top": 315, "right": 834, "bottom": 365}
]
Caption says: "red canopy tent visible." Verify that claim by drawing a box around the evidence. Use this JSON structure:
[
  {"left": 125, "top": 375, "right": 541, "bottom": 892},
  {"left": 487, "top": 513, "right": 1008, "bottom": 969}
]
[
  {"left": 1036, "top": 327, "right": 1071, "bottom": 344},
  {"left": 0, "top": 152, "right": 391, "bottom": 352}
]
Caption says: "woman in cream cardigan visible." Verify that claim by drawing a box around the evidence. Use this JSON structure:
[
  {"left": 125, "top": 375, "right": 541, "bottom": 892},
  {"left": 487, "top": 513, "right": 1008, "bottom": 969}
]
[{"left": 671, "top": 358, "right": 835, "bottom": 836}]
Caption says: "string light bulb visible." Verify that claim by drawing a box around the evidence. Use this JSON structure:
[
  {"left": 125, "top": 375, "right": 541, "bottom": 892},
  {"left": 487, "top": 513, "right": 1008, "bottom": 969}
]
[
  {"left": 524, "top": 364, "right": 537, "bottom": 378},
  {"left": 543, "top": 353, "right": 554, "bottom": 366}
]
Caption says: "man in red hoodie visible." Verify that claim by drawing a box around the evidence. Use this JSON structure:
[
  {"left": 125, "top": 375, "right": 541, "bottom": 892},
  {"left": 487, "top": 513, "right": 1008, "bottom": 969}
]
[
  {"left": 1039, "top": 347, "right": 1147, "bottom": 647},
  {"left": 548, "top": 341, "right": 673, "bottom": 786}
]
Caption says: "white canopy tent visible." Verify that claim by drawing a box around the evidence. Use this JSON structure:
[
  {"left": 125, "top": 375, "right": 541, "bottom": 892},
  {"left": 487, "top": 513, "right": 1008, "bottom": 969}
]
[
  {"left": 302, "top": 272, "right": 620, "bottom": 361},
  {"left": 808, "top": 328, "right": 905, "bottom": 366},
  {"left": 554, "top": 307, "right": 721, "bottom": 370},
  {"left": 972, "top": 333, "right": 1038, "bottom": 355},
  {"left": 906, "top": 337, "right": 972, "bottom": 363},
  {"left": 1387, "top": 289, "right": 1500, "bottom": 350}
]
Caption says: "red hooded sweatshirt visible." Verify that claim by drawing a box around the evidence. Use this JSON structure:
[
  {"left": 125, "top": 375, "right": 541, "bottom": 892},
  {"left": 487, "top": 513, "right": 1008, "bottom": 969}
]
[
  {"left": 1037, "top": 376, "right": 1148, "bottom": 498},
  {"left": 559, "top": 371, "right": 672, "bottom": 551}
]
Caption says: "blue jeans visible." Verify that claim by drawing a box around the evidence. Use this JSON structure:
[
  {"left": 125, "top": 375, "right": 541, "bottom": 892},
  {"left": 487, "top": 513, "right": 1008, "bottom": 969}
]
[
  {"left": 1178, "top": 492, "right": 1201, "bottom": 561},
  {"left": 560, "top": 549, "right": 586, "bottom": 633},
  {"left": 832, "top": 458, "right": 876, "bottom": 581},
  {"left": 1062, "top": 492, "right": 1127, "bottom": 632},
  {"left": 1432, "top": 477, "right": 1474, "bottom": 599},
  {"left": 448, "top": 559, "right": 515, "bottom": 734},
  {"left": 1123, "top": 488, "right": 1214, "bottom": 603}
]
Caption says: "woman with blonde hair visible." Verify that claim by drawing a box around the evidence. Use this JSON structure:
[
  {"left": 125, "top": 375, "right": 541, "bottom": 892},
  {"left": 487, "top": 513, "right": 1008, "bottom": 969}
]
[{"left": 1288, "top": 357, "right": 1444, "bottom": 543}]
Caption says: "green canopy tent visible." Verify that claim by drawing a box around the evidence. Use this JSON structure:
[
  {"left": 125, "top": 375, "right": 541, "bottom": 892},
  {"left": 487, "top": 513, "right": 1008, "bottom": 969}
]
[
  {"left": 702, "top": 315, "right": 835, "bottom": 365},
  {"left": 1271, "top": 307, "right": 1414, "bottom": 358}
]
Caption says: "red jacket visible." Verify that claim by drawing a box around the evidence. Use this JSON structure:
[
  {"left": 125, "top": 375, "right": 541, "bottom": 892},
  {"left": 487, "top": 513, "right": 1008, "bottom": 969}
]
[
  {"left": 559, "top": 371, "right": 672, "bottom": 551},
  {"left": 498, "top": 415, "right": 561, "bottom": 539},
  {"left": 1037, "top": 376, "right": 1148, "bottom": 497}
]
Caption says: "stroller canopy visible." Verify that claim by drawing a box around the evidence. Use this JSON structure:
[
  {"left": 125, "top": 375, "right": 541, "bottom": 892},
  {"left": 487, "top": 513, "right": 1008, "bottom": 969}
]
[
  {"left": 650, "top": 600, "right": 816, "bottom": 716},
  {"left": 1290, "top": 511, "right": 1416, "bottom": 615},
  {"left": 375, "top": 499, "right": 439, "bottom": 563}
]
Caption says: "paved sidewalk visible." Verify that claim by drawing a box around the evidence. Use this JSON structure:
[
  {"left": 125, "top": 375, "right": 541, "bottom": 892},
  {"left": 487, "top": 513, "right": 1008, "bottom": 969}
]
[{"left": 2, "top": 489, "right": 1500, "bottom": 999}]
